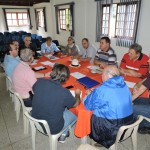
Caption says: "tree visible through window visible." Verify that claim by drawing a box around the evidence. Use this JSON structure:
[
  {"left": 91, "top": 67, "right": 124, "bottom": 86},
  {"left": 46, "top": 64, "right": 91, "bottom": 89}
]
[
  {"left": 6, "top": 12, "right": 29, "bottom": 27},
  {"left": 59, "top": 8, "right": 72, "bottom": 31}
]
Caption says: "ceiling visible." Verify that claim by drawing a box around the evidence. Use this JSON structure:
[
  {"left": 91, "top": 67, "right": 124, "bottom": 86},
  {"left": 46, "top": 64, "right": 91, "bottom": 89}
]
[{"left": 0, "top": 0, "right": 50, "bottom": 6}]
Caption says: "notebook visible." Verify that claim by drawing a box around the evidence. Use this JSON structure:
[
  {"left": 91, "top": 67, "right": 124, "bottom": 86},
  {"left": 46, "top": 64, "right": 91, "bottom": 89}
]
[{"left": 77, "top": 76, "right": 100, "bottom": 88}]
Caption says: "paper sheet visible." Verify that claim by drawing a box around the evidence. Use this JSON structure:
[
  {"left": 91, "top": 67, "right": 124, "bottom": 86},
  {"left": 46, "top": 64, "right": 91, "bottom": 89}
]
[
  {"left": 41, "top": 61, "right": 54, "bottom": 67},
  {"left": 71, "top": 72, "right": 85, "bottom": 79},
  {"left": 125, "top": 81, "right": 136, "bottom": 88},
  {"left": 30, "top": 62, "right": 37, "bottom": 66},
  {"left": 34, "top": 66, "right": 45, "bottom": 70},
  {"left": 87, "top": 65, "right": 100, "bottom": 70}
]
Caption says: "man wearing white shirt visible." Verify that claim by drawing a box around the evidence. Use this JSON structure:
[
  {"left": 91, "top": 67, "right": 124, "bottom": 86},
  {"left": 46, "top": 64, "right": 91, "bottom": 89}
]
[
  {"left": 79, "top": 38, "right": 97, "bottom": 63},
  {"left": 41, "top": 37, "right": 60, "bottom": 55}
]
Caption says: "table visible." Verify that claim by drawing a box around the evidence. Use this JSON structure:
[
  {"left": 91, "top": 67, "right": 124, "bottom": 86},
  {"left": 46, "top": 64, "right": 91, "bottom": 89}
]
[{"left": 31, "top": 55, "right": 149, "bottom": 142}]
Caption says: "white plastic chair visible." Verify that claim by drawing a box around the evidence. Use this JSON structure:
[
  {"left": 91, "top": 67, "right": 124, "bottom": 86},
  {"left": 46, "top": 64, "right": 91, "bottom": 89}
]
[
  {"left": 143, "top": 116, "right": 150, "bottom": 122},
  {"left": 77, "top": 144, "right": 98, "bottom": 150},
  {"left": 14, "top": 92, "right": 32, "bottom": 134},
  {"left": 24, "top": 111, "right": 76, "bottom": 150},
  {"left": 6, "top": 75, "right": 12, "bottom": 92},
  {"left": 109, "top": 115, "right": 143, "bottom": 150}
]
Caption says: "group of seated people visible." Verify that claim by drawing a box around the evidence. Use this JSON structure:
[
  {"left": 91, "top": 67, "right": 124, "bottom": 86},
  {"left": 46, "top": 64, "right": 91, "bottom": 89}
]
[{"left": 3, "top": 35, "right": 150, "bottom": 147}]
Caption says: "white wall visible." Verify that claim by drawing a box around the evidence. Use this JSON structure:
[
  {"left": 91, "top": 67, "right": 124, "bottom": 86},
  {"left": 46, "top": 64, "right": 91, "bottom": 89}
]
[
  {"left": 0, "top": 0, "right": 150, "bottom": 61},
  {"left": 51, "top": 0, "right": 150, "bottom": 62}
]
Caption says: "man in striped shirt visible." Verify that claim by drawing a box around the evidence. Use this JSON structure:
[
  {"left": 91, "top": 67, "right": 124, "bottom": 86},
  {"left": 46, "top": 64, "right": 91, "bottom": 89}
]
[
  {"left": 94, "top": 37, "right": 117, "bottom": 68},
  {"left": 120, "top": 43, "right": 149, "bottom": 78}
]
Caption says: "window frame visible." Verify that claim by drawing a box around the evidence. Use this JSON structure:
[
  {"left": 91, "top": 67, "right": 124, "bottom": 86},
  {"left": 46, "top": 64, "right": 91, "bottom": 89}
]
[
  {"left": 58, "top": 8, "right": 72, "bottom": 31},
  {"left": 6, "top": 12, "right": 29, "bottom": 27},
  {"left": 101, "top": 4, "right": 110, "bottom": 36},
  {"left": 115, "top": 2, "right": 137, "bottom": 39}
]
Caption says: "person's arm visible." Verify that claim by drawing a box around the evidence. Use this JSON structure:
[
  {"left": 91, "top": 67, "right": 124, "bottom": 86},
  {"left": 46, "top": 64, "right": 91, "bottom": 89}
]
[
  {"left": 132, "top": 84, "right": 147, "bottom": 101},
  {"left": 73, "top": 89, "right": 81, "bottom": 107},
  {"left": 53, "top": 43, "right": 60, "bottom": 52},
  {"left": 120, "top": 68, "right": 142, "bottom": 77},
  {"left": 132, "top": 78, "right": 147, "bottom": 101}
]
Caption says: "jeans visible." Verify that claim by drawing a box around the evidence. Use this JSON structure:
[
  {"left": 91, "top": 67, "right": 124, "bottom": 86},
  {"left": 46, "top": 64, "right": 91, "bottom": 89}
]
[
  {"left": 23, "top": 97, "right": 32, "bottom": 107},
  {"left": 62, "top": 108, "right": 77, "bottom": 135},
  {"left": 133, "top": 97, "right": 150, "bottom": 128}
]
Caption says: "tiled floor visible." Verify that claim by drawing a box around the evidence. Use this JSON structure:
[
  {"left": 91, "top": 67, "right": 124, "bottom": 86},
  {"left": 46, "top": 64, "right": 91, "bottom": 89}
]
[{"left": 0, "top": 69, "right": 150, "bottom": 150}]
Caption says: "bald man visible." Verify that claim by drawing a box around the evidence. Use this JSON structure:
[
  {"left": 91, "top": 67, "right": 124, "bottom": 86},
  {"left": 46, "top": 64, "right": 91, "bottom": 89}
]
[{"left": 84, "top": 66, "right": 134, "bottom": 148}]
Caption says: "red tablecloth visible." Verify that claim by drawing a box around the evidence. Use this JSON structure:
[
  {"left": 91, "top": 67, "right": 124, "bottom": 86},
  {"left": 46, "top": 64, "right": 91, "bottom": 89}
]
[{"left": 31, "top": 55, "right": 149, "bottom": 138}]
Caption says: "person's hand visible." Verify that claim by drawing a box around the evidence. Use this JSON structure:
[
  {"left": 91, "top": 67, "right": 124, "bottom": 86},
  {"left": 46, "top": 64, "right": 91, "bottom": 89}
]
[
  {"left": 75, "top": 88, "right": 81, "bottom": 95},
  {"left": 132, "top": 83, "right": 141, "bottom": 94},
  {"left": 85, "top": 89, "right": 92, "bottom": 95}
]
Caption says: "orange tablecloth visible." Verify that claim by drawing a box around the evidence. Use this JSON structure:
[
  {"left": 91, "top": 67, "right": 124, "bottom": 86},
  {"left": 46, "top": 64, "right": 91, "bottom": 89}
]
[{"left": 31, "top": 55, "right": 149, "bottom": 138}]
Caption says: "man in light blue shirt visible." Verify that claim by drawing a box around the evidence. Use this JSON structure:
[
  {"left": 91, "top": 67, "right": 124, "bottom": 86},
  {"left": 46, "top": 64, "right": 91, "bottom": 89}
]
[
  {"left": 41, "top": 37, "right": 60, "bottom": 55},
  {"left": 79, "top": 38, "right": 97, "bottom": 63},
  {"left": 4, "top": 41, "right": 20, "bottom": 77}
]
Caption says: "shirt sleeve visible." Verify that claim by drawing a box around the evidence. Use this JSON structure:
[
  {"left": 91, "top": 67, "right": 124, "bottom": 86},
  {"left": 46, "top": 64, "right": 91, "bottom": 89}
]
[
  {"left": 41, "top": 43, "right": 46, "bottom": 53},
  {"left": 88, "top": 46, "right": 97, "bottom": 59},
  {"left": 94, "top": 49, "right": 100, "bottom": 60},
  {"left": 138, "top": 56, "right": 149, "bottom": 77},
  {"left": 26, "top": 69, "right": 37, "bottom": 89},
  {"left": 64, "top": 89, "right": 76, "bottom": 108},
  {"left": 84, "top": 88, "right": 104, "bottom": 111},
  {"left": 143, "top": 74, "right": 150, "bottom": 89},
  {"left": 120, "top": 54, "right": 127, "bottom": 68},
  {"left": 53, "top": 43, "right": 60, "bottom": 52}
]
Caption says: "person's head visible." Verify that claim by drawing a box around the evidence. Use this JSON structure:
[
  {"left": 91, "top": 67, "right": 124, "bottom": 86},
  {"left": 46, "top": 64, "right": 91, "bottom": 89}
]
[
  {"left": 128, "top": 43, "right": 142, "bottom": 60},
  {"left": 20, "top": 48, "right": 33, "bottom": 63},
  {"left": 12, "top": 40, "right": 19, "bottom": 50},
  {"left": 67, "top": 36, "right": 75, "bottom": 45},
  {"left": 24, "top": 35, "right": 31, "bottom": 47},
  {"left": 46, "top": 36, "right": 52, "bottom": 46},
  {"left": 100, "top": 36, "right": 111, "bottom": 52},
  {"left": 102, "top": 65, "right": 120, "bottom": 82},
  {"left": 6, "top": 42, "right": 18, "bottom": 57},
  {"left": 50, "top": 64, "right": 70, "bottom": 83},
  {"left": 82, "top": 38, "right": 89, "bottom": 49}
]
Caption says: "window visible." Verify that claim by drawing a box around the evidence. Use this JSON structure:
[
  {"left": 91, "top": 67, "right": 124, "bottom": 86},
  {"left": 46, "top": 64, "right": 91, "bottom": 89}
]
[
  {"left": 6, "top": 12, "right": 29, "bottom": 27},
  {"left": 59, "top": 8, "right": 72, "bottom": 31},
  {"left": 115, "top": 4, "right": 137, "bottom": 38},
  {"left": 96, "top": 0, "right": 141, "bottom": 47},
  {"left": 37, "top": 10, "right": 44, "bottom": 27},
  {"left": 102, "top": 5, "right": 110, "bottom": 36}
]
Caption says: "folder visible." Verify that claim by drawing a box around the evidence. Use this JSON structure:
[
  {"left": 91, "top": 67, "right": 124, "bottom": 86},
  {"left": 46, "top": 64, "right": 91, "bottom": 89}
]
[{"left": 77, "top": 76, "right": 100, "bottom": 88}]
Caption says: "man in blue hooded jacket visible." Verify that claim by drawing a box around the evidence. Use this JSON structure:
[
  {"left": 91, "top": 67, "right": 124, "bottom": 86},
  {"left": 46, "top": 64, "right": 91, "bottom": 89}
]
[{"left": 84, "top": 65, "right": 134, "bottom": 148}]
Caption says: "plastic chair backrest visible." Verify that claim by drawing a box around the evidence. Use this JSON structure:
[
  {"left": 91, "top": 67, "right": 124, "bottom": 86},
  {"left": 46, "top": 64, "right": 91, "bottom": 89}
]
[
  {"left": 116, "top": 115, "right": 143, "bottom": 143},
  {"left": 24, "top": 111, "right": 51, "bottom": 136}
]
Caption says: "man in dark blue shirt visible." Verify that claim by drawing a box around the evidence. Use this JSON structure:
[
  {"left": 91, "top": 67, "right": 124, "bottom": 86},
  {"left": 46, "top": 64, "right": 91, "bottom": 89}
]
[{"left": 32, "top": 64, "right": 81, "bottom": 143}]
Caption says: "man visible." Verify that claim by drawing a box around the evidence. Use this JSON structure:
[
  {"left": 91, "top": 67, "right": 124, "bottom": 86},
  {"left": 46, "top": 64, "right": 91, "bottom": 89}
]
[
  {"left": 120, "top": 43, "right": 149, "bottom": 78},
  {"left": 79, "top": 38, "right": 97, "bottom": 63},
  {"left": 4, "top": 41, "right": 20, "bottom": 77},
  {"left": 132, "top": 57, "right": 150, "bottom": 134},
  {"left": 62, "top": 36, "right": 80, "bottom": 57},
  {"left": 84, "top": 65, "right": 134, "bottom": 148},
  {"left": 41, "top": 36, "right": 60, "bottom": 55},
  {"left": 12, "top": 48, "right": 37, "bottom": 107},
  {"left": 32, "top": 64, "right": 81, "bottom": 143},
  {"left": 20, "top": 35, "right": 37, "bottom": 56},
  {"left": 94, "top": 37, "right": 117, "bottom": 68}
]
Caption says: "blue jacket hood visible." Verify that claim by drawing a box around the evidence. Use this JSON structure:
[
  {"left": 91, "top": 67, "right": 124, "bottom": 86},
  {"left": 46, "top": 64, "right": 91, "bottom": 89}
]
[{"left": 103, "top": 76, "right": 125, "bottom": 88}]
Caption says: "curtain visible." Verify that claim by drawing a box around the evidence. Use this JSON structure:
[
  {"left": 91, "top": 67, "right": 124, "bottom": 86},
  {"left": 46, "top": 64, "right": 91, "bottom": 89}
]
[
  {"left": 96, "top": 0, "right": 112, "bottom": 42},
  {"left": 2, "top": 9, "right": 9, "bottom": 31},
  {"left": 27, "top": 9, "right": 33, "bottom": 30},
  {"left": 43, "top": 7, "right": 47, "bottom": 32},
  {"left": 116, "top": 0, "right": 141, "bottom": 47},
  {"left": 70, "top": 4, "right": 74, "bottom": 36},
  {"left": 55, "top": 7, "right": 60, "bottom": 34},
  {"left": 34, "top": 9, "right": 39, "bottom": 30}
]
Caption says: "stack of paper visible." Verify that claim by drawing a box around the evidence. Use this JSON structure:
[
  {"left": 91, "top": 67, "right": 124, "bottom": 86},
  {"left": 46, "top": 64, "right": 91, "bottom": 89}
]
[
  {"left": 41, "top": 61, "right": 54, "bottom": 67},
  {"left": 34, "top": 66, "right": 45, "bottom": 71},
  {"left": 71, "top": 72, "right": 85, "bottom": 79}
]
